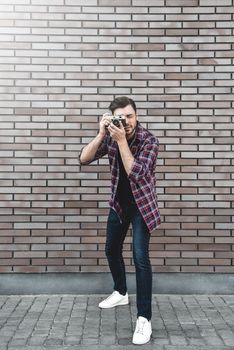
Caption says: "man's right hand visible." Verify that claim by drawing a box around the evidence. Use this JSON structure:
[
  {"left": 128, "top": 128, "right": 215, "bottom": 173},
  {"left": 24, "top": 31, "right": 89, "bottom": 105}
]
[
  {"left": 99, "top": 113, "right": 112, "bottom": 137},
  {"left": 79, "top": 113, "right": 111, "bottom": 164}
]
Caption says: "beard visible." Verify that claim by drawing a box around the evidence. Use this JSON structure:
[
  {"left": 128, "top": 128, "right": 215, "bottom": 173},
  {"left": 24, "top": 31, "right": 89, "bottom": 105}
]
[{"left": 125, "top": 124, "right": 137, "bottom": 140}]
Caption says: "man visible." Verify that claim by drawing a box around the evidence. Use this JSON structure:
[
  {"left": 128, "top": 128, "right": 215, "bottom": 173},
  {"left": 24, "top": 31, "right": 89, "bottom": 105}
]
[{"left": 79, "top": 96, "right": 161, "bottom": 345}]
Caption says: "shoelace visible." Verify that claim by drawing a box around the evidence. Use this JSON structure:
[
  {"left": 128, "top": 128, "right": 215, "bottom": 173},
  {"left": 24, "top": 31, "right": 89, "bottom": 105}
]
[
  {"left": 136, "top": 319, "right": 146, "bottom": 335},
  {"left": 105, "top": 291, "right": 117, "bottom": 300}
]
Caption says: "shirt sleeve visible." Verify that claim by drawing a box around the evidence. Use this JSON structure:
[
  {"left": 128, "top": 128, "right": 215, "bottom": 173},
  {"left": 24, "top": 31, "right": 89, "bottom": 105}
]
[
  {"left": 78, "top": 136, "right": 108, "bottom": 165},
  {"left": 128, "top": 139, "right": 159, "bottom": 183}
]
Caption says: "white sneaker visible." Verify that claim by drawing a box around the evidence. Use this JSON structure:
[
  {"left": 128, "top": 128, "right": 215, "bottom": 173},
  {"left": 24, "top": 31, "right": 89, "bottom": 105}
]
[
  {"left": 98, "top": 291, "right": 129, "bottom": 309},
  {"left": 132, "top": 316, "right": 152, "bottom": 345}
]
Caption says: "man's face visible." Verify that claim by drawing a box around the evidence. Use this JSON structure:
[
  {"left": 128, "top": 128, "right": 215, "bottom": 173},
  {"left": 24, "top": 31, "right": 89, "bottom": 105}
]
[{"left": 113, "top": 104, "right": 138, "bottom": 140}]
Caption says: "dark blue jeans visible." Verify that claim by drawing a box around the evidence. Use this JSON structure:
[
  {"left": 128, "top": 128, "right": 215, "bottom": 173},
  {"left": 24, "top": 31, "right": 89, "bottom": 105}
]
[{"left": 105, "top": 202, "right": 152, "bottom": 321}]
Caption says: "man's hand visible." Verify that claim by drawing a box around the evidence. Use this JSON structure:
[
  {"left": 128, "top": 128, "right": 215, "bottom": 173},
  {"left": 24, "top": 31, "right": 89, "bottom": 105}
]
[
  {"left": 108, "top": 121, "right": 126, "bottom": 144},
  {"left": 99, "top": 113, "right": 112, "bottom": 137}
]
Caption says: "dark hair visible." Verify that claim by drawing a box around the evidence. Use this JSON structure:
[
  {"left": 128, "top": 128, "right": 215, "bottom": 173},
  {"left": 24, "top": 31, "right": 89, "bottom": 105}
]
[{"left": 109, "top": 96, "right": 137, "bottom": 114}]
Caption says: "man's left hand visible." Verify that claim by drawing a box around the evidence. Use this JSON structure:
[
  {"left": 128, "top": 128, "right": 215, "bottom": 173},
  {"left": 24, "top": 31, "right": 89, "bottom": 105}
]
[{"left": 108, "top": 122, "right": 126, "bottom": 143}]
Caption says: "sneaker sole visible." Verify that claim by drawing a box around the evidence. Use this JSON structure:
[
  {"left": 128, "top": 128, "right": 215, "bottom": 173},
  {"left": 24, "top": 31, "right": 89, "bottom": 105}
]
[
  {"left": 98, "top": 299, "right": 129, "bottom": 308},
  {"left": 132, "top": 334, "right": 151, "bottom": 345}
]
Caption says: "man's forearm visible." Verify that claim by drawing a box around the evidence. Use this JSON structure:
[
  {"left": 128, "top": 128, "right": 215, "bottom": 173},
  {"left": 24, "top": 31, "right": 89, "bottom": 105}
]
[
  {"left": 118, "top": 139, "right": 134, "bottom": 176},
  {"left": 79, "top": 133, "right": 105, "bottom": 164}
]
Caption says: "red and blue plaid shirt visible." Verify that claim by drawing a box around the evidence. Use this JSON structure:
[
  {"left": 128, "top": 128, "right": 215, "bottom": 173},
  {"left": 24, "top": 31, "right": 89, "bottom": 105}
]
[{"left": 80, "top": 122, "right": 161, "bottom": 232}]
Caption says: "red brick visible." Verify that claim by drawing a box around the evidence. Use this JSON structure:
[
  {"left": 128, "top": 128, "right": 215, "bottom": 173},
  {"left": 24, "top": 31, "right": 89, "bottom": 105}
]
[
  {"left": 166, "top": 258, "right": 198, "bottom": 265},
  {"left": 32, "top": 258, "right": 64, "bottom": 266},
  {"left": 182, "top": 266, "right": 214, "bottom": 272},
  {"left": 199, "top": 259, "right": 231, "bottom": 265}
]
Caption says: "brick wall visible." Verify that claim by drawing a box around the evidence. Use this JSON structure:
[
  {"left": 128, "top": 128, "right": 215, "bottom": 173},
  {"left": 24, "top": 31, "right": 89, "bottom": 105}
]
[{"left": 0, "top": 0, "right": 233, "bottom": 273}]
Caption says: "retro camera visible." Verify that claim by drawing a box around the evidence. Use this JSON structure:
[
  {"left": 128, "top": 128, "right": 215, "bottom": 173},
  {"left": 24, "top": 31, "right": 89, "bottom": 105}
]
[{"left": 111, "top": 115, "right": 127, "bottom": 127}]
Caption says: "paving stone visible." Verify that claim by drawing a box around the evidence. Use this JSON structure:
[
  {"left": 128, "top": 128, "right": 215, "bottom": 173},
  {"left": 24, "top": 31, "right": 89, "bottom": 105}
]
[
  {"left": 100, "top": 335, "right": 116, "bottom": 344},
  {"left": 187, "top": 338, "right": 206, "bottom": 346},
  {"left": 44, "top": 337, "right": 64, "bottom": 346},
  {"left": 8, "top": 338, "right": 28, "bottom": 346},
  {"left": 170, "top": 335, "right": 188, "bottom": 345},
  {"left": 27, "top": 336, "right": 47, "bottom": 346},
  {"left": 81, "top": 338, "right": 100, "bottom": 345},
  {"left": 152, "top": 337, "right": 170, "bottom": 345},
  {"left": 64, "top": 336, "right": 81, "bottom": 345},
  {"left": 118, "top": 337, "right": 132, "bottom": 345}
]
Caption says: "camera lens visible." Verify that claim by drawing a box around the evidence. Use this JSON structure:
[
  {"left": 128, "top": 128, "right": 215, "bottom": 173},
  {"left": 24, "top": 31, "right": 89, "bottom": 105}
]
[{"left": 113, "top": 119, "right": 119, "bottom": 126}]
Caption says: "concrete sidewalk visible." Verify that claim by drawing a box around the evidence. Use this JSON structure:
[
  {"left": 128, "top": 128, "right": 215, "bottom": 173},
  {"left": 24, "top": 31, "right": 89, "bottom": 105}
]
[{"left": 0, "top": 294, "right": 234, "bottom": 350}]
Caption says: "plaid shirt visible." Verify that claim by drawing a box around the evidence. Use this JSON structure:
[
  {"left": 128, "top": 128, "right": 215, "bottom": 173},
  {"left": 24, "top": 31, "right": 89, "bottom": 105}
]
[{"left": 79, "top": 122, "right": 161, "bottom": 232}]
